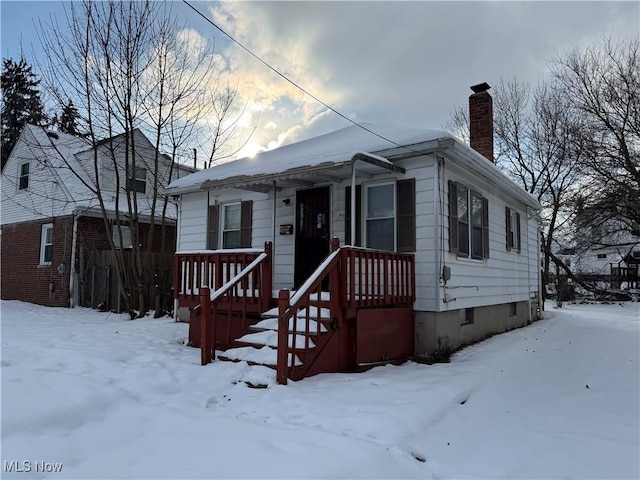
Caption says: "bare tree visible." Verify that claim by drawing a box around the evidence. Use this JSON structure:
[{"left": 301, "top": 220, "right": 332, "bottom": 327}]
[
  {"left": 448, "top": 78, "right": 587, "bottom": 284},
  {"left": 551, "top": 36, "right": 640, "bottom": 246},
  {"left": 36, "top": 0, "right": 248, "bottom": 317}
]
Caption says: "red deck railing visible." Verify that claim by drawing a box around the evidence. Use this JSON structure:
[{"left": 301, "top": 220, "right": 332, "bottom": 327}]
[
  {"left": 174, "top": 243, "right": 272, "bottom": 309},
  {"left": 276, "top": 238, "right": 415, "bottom": 384}
]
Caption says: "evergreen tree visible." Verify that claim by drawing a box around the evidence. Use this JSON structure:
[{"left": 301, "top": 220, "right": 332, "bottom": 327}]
[
  {"left": 1, "top": 57, "right": 47, "bottom": 169},
  {"left": 57, "top": 99, "right": 82, "bottom": 136}
]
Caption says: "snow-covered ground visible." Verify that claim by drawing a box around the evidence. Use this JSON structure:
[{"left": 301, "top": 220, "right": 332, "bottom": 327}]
[{"left": 1, "top": 300, "right": 638, "bottom": 479}]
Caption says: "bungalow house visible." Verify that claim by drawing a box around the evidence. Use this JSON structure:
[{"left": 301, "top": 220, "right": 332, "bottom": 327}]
[
  {"left": 1, "top": 124, "right": 192, "bottom": 310},
  {"left": 165, "top": 83, "right": 542, "bottom": 383}
]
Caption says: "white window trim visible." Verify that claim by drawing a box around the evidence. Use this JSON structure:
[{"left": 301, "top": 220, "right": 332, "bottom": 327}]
[
  {"left": 39, "top": 223, "right": 53, "bottom": 265},
  {"left": 363, "top": 180, "right": 396, "bottom": 251},
  {"left": 221, "top": 201, "right": 242, "bottom": 249}
]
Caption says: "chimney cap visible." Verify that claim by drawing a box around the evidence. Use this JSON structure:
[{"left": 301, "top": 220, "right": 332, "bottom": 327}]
[{"left": 470, "top": 82, "right": 491, "bottom": 94}]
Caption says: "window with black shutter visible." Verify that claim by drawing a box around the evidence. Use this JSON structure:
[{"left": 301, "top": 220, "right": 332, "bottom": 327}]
[
  {"left": 449, "top": 180, "right": 489, "bottom": 259},
  {"left": 209, "top": 200, "right": 253, "bottom": 249}
]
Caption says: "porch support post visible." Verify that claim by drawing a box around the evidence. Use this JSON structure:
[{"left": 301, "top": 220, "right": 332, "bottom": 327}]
[
  {"left": 271, "top": 180, "right": 277, "bottom": 247},
  {"left": 350, "top": 161, "right": 357, "bottom": 246},
  {"left": 276, "top": 289, "right": 290, "bottom": 385},
  {"left": 200, "top": 286, "right": 212, "bottom": 365}
]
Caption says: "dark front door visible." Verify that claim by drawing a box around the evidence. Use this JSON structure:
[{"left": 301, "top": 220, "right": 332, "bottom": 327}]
[{"left": 295, "top": 186, "right": 330, "bottom": 288}]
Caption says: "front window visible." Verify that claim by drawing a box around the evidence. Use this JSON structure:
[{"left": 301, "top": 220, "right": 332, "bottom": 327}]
[
  {"left": 19, "top": 162, "right": 30, "bottom": 190},
  {"left": 365, "top": 183, "right": 395, "bottom": 251},
  {"left": 222, "top": 203, "right": 241, "bottom": 248},
  {"left": 40, "top": 223, "right": 53, "bottom": 265}
]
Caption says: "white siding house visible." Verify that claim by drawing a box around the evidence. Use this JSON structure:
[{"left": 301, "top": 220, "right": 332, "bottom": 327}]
[{"left": 166, "top": 111, "right": 542, "bottom": 356}]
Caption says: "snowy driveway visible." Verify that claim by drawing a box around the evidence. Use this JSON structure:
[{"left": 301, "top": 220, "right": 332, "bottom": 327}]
[{"left": 1, "top": 300, "right": 638, "bottom": 479}]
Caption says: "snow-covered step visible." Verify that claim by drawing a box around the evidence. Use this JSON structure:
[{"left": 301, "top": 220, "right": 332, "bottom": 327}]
[
  {"left": 260, "top": 305, "right": 331, "bottom": 319},
  {"left": 251, "top": 317, "right": 328, "bottom": 334},
  {"left": 238, "top": 330, "right": 316, "bottom": 349},
  {"left": 219, "top": 346, "right": 302, "bottom": 367}
]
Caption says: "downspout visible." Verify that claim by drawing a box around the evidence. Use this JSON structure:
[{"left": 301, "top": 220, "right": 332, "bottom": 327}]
[
  {"left": 434, "top": 156, "right": 442, "bottom": 309},
  {"left": 69, "top": 210, "right": 81, "bottom": 308},
  {"left": 173, "top": 194, "right": 183, "bottom": 321},
  {"left": 526, "top": 205, "right": 532, "bottom": 323},
  {"left": 272, "top": 180, "right": 277, "bottom": 247}
]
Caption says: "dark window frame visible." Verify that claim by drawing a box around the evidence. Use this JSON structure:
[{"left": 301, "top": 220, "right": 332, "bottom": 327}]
[
  {"left": 127, "top": 166, "right": 147, "bottom": 194},
  {"left": 19, "top": 162, "right": 30, "bottom": 190}
]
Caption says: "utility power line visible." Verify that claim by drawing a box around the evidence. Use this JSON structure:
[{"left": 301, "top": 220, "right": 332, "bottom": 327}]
[{"left": 181, "top": 0, "right": 421, "bottom": 153}]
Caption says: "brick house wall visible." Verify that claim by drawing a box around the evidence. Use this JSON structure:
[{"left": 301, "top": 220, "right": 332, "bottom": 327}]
[
  {"left": 1, "top": 216, "right": 74, "bottom": 307},
  {"left": 1, "top": 214, "right": 176, "bottom": 308}
]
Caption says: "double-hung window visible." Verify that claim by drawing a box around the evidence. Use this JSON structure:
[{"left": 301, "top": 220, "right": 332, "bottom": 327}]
[
  {"left": 19, "top": 162, "right": 30, "bottom": 190},
  {"left": 449, "top": 181, "right": 489, "bottom": 259},
  {"left": 222, "top": 202, "right": 242, "bottom": 249},
  {"left": 365, "top": 182, "right": 395, "bottom": 251},
  {"left": 128, "top": 167, "right": 147, "bottom": 194},
  {"left": 505, "top": 207, "right": 521, "bottom": 253},
  {"left": 345, "top": 179, "right": 415, "bottom": 252},
  {"left": 40, "top": 223, "right": 54, "bottom": 265},
  {"left": 207, "top": 201, "right": 253, "bottom": 249}
]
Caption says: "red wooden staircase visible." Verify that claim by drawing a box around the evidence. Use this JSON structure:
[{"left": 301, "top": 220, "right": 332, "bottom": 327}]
[{"left": 174, "top": 239, "right": 416, "bottom": 384}]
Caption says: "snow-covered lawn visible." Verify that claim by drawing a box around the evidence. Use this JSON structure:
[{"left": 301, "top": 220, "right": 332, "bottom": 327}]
[{"left": 1, "top": 300, "right": 638, "bottom": 479}]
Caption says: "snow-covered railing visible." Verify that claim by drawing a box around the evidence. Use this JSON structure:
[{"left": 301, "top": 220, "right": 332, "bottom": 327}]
[
  {"left": 174, "top": 245, "right": 269, "bottom": 307},
  {"left": 197, "top": 243, "right": 273, "bottom": 365}
]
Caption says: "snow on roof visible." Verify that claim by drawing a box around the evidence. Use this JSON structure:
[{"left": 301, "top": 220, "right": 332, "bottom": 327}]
[{"left": 165, "top": 123, "right": 452, "bottom": 194}]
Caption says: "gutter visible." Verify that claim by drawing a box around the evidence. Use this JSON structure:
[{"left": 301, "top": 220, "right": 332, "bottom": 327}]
[{"left": 69, "top": 208, "right": 85, "bottom": 308}]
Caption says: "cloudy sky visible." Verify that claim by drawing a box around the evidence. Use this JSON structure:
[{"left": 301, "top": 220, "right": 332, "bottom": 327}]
[{"left": 2, "top": 1, "right": 638, "bottom": 161}]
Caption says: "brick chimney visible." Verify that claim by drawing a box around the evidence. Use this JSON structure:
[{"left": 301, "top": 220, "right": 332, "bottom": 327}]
[{"left": 469, "top": 82, "right": 494, "bottom": 162}]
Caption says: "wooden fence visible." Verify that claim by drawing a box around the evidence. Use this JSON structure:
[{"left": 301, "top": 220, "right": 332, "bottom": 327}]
[{"left": 78, "top": 249, "right": 174, "bottom": 313}]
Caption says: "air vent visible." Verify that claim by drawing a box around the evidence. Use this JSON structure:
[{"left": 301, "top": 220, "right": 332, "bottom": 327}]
[{"left": 47, "top": 131, "right": 59, "bottom": 140}]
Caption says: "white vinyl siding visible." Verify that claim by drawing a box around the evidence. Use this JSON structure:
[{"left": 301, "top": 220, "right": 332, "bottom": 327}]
[{"left": 442, "top": 168, "right": 537, "bottom": 311}]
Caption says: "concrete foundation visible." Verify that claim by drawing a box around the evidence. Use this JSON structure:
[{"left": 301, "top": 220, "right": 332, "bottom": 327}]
[{"left": 415, "top": 297, "right": 540, "bottom": 357}]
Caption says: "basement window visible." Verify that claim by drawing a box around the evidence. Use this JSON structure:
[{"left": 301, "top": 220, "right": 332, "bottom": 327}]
[
  {"left": 460, "top": 307, "right": 474, "bottom": 325},
  {"left": 509, "top": 302, "right": 517, "bottom": 317}
]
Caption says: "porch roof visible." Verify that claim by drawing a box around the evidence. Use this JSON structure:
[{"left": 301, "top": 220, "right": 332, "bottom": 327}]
[{"left": 164, "top": 123, "right": 443, "bottom": 195}]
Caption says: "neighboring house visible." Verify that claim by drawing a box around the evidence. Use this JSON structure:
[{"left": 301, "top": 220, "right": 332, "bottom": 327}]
[
  {"left": 557, "top": 232, "right": 640, "bottom": 289},
  {"left": 165, "top": 83, "right": 542, "bottom": 383},
  {"left": 1, "top": 124, "right": 192, "bottom": 309}
]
